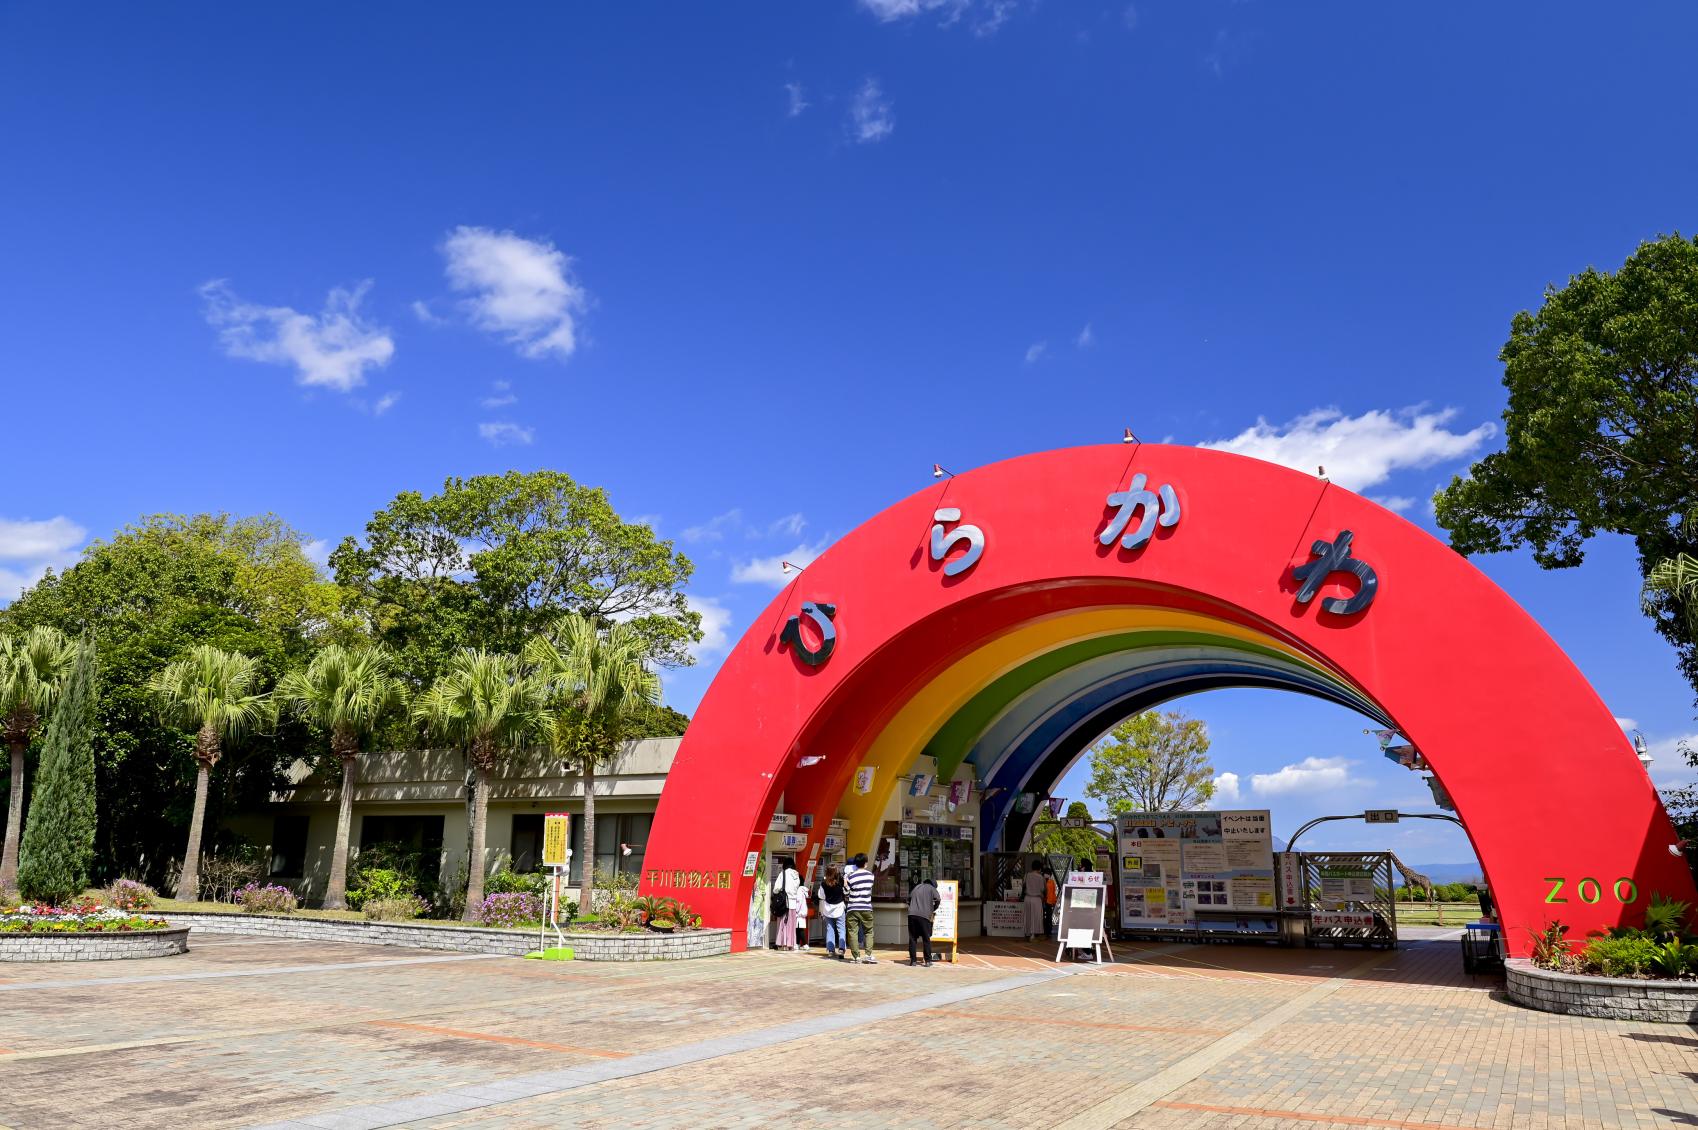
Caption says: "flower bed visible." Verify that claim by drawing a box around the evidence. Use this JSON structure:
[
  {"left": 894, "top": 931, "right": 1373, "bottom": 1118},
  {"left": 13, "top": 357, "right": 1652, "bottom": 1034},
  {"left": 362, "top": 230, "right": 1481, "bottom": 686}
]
[{"left": 0, "top": 902, "right": 185, "bottom": 962}]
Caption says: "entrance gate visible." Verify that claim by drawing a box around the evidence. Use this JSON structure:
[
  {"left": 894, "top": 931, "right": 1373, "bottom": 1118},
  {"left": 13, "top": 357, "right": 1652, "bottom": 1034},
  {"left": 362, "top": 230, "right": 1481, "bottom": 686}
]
[{"left": 640, "top": 445, "right": 1696, "bottom": 954}]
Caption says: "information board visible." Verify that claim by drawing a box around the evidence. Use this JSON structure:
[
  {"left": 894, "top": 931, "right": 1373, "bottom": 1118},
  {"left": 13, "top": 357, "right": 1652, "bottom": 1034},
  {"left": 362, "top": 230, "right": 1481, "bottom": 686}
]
[
  {"left": 1116, "top": 810, "right": 1275, "bottom": 930},
  {"left": 985, "top": 900, "right": 1025, "bottom": 936},
  {"left": 542, "top": 812, "right": 570, "bottom": 867},
  {"left": 1054, "top": 871, "right": 1113, "bottom": 962},
  {"left": 932, "top": 879, "right": 960, "bottom": 941}
]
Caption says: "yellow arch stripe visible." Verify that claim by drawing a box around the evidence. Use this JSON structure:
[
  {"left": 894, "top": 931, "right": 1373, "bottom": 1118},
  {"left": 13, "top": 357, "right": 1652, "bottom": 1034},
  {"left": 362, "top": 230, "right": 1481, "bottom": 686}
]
[{"left": 835, "top": 606, "right": 1336, "bottom": 853}]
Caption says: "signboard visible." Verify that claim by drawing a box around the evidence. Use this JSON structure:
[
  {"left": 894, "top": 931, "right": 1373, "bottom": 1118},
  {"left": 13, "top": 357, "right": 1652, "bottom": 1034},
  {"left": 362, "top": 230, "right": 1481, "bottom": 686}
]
[
  {"left": 1054, "top": 873, "right": 1113, "bottom": 962},
  {"left": 1116, "top": 810, "right": 1276, "bottom": 931},
  {"left": 1313, "top": 909, "right": 1376, "bottom": 930},
  {"left": 932, "top": 880, "right": 960, "bottom": 941},
  {"left": 541, "top": 812, "right": 570, "bottom": 867},
  {"left": 767, "top": 832, "right": 808, "bottom": 852},
  {"left": 1363, "top": 809, "right": 1399, "bottom": 824},
  {"left": 1276, "top": 852, "right": 1304, "bottom": 909},
  {"left": 743, "top": 851, "right": 760, "bottom": 878},
  {"left": 1066, "top": 870, "right": 1105, "bottom": 887},
  {"left": 985, "top": 900, "right": 1026, "bottom": 936},
  {"left": 768, "top": 813, "right": 797, "bottom": 831}
]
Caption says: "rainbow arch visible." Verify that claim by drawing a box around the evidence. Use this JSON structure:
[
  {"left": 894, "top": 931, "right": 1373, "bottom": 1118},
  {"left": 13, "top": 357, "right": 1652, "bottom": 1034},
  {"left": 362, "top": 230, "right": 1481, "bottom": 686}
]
[{"left": 644, "top": 444, "right": 1694, "bottom": 954}]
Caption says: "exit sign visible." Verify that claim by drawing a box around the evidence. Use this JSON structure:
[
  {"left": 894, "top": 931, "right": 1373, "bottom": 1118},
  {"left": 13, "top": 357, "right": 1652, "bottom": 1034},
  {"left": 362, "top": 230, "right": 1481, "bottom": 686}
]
[{"left": 1363, "top": 809, "right": 1400, "bottom": 824}]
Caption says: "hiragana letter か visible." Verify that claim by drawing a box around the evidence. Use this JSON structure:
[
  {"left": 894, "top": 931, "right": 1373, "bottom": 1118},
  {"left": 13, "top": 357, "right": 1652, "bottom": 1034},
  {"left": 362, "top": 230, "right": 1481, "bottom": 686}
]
[{"left": 1100, "top": 474, "right": 1180, "bottom": 550}]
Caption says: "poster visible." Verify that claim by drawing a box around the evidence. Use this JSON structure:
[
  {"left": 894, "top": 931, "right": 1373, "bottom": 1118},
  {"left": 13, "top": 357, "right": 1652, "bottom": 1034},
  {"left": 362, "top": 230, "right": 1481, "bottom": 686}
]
[
  {"left": 986, "top": 901, "right": 1026, "bottom": 936},
  {"left": 541, "top": 812, "right": 570, "bottom": 867},
  {"left": 854, "top": 766, "right": 875, "bottom": 795},
  {"left": 1117, "top": 810, "right": 1275, "bottom": 930},
  {"left": 1276, "top": 852, "right": 1304, "bottom": 908},
  {"left": 910, "top": 773, "right": 933, "bottom": 797},
  {"left": 932, "top": 880, "right": 960, "bottom": 942}
]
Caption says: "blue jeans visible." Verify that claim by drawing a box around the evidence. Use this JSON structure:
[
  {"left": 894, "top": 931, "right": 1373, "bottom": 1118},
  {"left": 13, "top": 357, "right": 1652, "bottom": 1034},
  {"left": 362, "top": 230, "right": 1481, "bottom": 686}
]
[{"left": 823, "top": 915, "right": 846, "bottom": 954}]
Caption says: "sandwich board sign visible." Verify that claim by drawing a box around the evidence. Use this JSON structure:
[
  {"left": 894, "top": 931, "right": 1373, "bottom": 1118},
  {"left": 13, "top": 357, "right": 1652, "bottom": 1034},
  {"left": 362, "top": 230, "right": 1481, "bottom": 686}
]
[
  {"left": 1054, "top": 871, "right": 1113, "bottom": 963},
  {"left": 930, "top": 880, "right": 960, "bottom": 963}
]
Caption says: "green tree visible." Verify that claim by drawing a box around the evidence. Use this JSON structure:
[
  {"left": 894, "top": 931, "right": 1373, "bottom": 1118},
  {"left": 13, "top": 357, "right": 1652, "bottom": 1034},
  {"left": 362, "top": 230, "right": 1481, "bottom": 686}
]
[
  {"left": 1030, "top": 800, "right": 1110, "bottom": 863},
  {"left": 1084, "top": 709, "right": 1216, "bottom": 815},
  {"left": 0, "top": 626, "right": 76, "bottom": 898},
  {"left": 147, "top": 645, "right": 272, "bottom": 900},
  {"left": 526, "top": 613, "right": 661, "bottom": 914},
  {"left": 331, "top": 471, "right": 702, "bottom": 682},
  {"left": 1, "top": 514, "right": 337, "bottom": 885},
  {"left": 1434, "top": 234, "right": 1698, "bottom": 697},
  {"left": 15, "top": 640, "right": 97, "bottom": 905},
  {"left": 277, "top": 645, "right": 406, "bottom": 909},
  {"left": 412, "top": 649, "right": 544, "bottom": 919}
]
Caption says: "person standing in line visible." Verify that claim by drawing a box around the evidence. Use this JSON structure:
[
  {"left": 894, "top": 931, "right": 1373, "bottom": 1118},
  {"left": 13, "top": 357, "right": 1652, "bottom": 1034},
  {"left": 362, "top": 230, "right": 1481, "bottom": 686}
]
[
  {"left": 771, "top": 857, "right": 803, "bottom": 951},
  {"left": 844, "top": 852, "right": 877, "bottom": 963},
  {"left": 1023, "top": 858, "right": 1046, "bottom": 942},
  {"left": 907, "top": 872, "right": 940, "bottom": 967},
  {"left": 1044, "top": 865, "right": 1059, "bottom": 940},
  {"left": 816, "top": 863, "right": 848, "bottom": 959},
  {"left": 795, "top": 872, "right": 811, "bottom": 951}
]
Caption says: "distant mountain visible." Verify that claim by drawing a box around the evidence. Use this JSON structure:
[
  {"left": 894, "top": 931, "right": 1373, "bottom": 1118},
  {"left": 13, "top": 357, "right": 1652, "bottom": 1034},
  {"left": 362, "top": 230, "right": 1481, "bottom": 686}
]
[{"left": 1408, "top": 862, "right": 1484, "bottom": 885}]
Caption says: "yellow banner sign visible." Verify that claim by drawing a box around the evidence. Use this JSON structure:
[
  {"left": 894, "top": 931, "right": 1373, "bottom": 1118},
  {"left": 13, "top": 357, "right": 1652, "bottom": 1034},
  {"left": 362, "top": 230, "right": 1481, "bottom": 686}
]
[{"left": 542, "top": 812, "right": 570, "bottom": 867}]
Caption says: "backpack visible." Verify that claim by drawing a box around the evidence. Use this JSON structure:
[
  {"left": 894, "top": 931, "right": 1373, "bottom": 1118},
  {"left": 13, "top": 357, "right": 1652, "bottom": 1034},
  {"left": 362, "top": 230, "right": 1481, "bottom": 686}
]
[{"left": 769, "top": 872, "right": 790, "bottom": 917}]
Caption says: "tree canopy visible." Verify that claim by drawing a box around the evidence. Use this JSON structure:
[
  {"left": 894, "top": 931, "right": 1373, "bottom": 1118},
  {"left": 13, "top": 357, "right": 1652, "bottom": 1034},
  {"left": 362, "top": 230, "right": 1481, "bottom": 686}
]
[
  {"left": 1434, "top": 233, "right": 1698, "bottom": 697},
  {"left": 330, "top": 471, "right": 701, "bottom": 679},
  {"left": 1084, "top": 709, "right": 1216, "bottom": 815},
  {"left": 1030, "top": 800, "right": 1110, "bottom": 862}
]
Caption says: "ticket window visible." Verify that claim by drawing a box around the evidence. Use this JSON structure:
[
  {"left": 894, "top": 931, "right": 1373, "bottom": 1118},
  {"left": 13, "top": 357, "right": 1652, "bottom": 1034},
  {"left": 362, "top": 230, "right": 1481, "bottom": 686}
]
[{"left": 882, "top": 823, "right": 975, "bottom": 902}]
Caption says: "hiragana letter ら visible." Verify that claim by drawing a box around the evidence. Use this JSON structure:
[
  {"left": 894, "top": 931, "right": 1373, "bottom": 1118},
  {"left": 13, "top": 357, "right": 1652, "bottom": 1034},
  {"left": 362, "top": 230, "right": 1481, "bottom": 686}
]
[
  {"left": 1100, "top": 474, "right": 1181, "bottom": 550},
  {"left": 1292, "top": 529, "right": 1378, "bottom": 615},
  {"left": 930, "top": 508, "right": 985, "bottom": 576}
]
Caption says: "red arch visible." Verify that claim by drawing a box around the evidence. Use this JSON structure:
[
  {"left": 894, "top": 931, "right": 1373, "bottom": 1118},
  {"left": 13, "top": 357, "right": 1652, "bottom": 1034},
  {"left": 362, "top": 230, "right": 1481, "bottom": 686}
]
[{"left": 644, "top": 445, "right": 1694, "bottom": 954}]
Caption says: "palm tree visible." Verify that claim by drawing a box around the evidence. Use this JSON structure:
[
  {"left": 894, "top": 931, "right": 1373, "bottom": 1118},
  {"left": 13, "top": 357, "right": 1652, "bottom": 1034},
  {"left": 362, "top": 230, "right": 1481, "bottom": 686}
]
[
  {"left": 1644, "top": 546, "right": 1698, "bottom": 637},
  {"left": 0, "top": 626, "right": 76, "bottom": 898},
  {"left": 147, "top": 645, "right": 271, "bottom": 901},
  {"left": 526, "top": 612, "right": 660, "bottom": 917},
  {"left": 277, "top": 645, "right": 405, "bottom": 910},
  {"left": 413, "top": 649, "right": 542, "bottom": 920}
]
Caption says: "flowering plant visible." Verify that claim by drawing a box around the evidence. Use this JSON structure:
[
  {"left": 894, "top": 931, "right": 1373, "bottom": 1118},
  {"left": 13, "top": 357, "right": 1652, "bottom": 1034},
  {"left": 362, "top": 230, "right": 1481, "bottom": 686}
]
[
  {"left": 234, "top": 883, "right": 299, "bottom": 914},
  {"left": 0, "top": 904, "right": 169, "bottom": 933},
  {"left": 473, "top": 892, "right": 543, "bottom": 929},
  {"left": 107, "top": 879, "right": 156, "bottom": 912}
]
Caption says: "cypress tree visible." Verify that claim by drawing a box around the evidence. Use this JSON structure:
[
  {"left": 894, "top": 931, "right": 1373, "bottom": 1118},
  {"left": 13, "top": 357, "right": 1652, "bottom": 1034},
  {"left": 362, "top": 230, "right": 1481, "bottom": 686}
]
[{"left": 17, "top": 641, "right": 97, "bottom": 905}]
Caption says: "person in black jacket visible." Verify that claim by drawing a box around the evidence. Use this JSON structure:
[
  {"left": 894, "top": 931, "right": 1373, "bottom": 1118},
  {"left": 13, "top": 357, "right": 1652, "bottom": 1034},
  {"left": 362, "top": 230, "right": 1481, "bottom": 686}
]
[{"left": 907, "top": 873, "right": 940, "bottom": 967}]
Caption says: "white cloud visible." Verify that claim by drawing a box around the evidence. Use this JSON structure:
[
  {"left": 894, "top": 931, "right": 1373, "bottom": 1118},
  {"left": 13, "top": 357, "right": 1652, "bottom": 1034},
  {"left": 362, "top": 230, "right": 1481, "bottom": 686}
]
[
  {"left": 859, "top": 0, "right": 1012, "bottom": 34},
  {"left": 1024, "top": 341, "right": 1048, "bottom": 364},
  {"left": 302, "top": 539, "right": 331, "bottom": 567},
  {"left": 785, "top": 81, "right": 810, "bottom": 118},
  {"left": 1199, "top": 407, "right": 1494, "bottom": 492},
  {"left": 683, "top": 509, "right": 744, "bottom": 543},
  {"left": 411, "top": 300, "right": 446, "bottom": 325},
  {"left": 688, "top": 595, "right": 734, "bottom": 659},
  {"left": 0, "top": 516, "right": 87, "bottom": 602},
  {"left": 480, "top": 379, "right": 518, "bottom": 409},
  {"left": 733, "top": 541, "right": 828, "bottom": 587},
  {"left": 768, "top": 513, "right": 806, "bottom": 538},
  {"left": 849, "top": 79, "right": 894, "bottom": 143},
  {"left": 1250, "top": 756, "right": 1357, "bottom": 795},
  {"left": 201, "top": 279, "right": 395, "bottom": 393},
  {"left": 1211, "top": 771, "right": 1241, "bottom": 805},
  {"left": 373, "top": 391, "right": 401, "bottom": 415},
  {"left": 1614, "top": 716, "right": 1639, "bottom": 732},
  {"left": 1369, "top": 495, "right": 1416, "bottom": 513},
  {"left": 477, "top": 421, "right": 534, "bottom": 446},
  {"left": 441, "top": 227, "right": 587, "bottom": 362},
  {"left": 1075, "top": 324, "right": 1094, "bottom": 349}
]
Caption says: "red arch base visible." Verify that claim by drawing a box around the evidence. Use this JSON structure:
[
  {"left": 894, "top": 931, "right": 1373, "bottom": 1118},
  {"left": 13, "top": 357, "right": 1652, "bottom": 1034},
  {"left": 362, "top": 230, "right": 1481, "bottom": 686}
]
[{"left": 644, "top": 445, "right": 1694, "bottom": 955}]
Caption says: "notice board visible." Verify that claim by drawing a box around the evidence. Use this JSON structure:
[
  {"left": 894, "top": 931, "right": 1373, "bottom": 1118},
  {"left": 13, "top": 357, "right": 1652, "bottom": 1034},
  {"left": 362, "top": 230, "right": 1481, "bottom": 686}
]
[
  {"left": 1116, "top": 810, "right": 1275, "bottom": 930},
  {"left": 542, "top": 812, "right": 570, "bottom": 867},
  {"left": 931, "top": 880, "right": 960, "bottom": 942}
]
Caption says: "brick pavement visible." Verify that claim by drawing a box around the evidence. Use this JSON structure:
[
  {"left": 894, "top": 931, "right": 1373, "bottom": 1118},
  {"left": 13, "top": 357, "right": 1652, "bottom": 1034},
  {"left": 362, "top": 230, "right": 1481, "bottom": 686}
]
[{"left": 0, "top": 931, "right": 1691, "bottom": 1128}]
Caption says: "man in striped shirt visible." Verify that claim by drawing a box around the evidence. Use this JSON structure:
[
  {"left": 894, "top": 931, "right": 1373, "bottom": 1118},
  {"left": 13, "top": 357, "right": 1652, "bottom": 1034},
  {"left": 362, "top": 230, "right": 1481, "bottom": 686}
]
[{"left": 843, "top": 853, "right": 877, "bottom": 963}]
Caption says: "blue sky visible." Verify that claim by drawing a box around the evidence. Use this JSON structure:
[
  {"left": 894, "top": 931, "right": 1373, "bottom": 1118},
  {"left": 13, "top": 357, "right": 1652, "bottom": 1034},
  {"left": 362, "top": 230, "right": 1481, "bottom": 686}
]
[{"left": 4, "top": 2, "right": 1696, "bottom": 863}]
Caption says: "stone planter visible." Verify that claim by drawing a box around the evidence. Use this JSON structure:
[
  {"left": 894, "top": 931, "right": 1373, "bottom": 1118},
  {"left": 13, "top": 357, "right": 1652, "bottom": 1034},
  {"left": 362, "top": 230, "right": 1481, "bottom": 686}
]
[
  {"left": 162, "top": 911, "right": 731, "bottom": 961},
  {"left": 1505, "top": 958, "right": 1698, "bottom": 1023},
  {"left": 0, "top": 927, "right": 189, "bottom": 963}
]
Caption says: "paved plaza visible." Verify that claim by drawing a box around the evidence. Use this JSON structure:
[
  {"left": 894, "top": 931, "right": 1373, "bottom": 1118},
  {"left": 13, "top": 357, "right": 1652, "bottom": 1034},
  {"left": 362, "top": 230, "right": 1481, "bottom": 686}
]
[{"left": 1, "top": 930, "right": 1694, "bottom": 1129}]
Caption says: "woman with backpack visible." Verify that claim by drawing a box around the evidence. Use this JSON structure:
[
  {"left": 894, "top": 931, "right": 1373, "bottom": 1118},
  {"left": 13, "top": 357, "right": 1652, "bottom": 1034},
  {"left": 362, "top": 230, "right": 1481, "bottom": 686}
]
[
  {"left": 770, "top": 857, "right": 804, "bottom": 951},
  {"left": 816, "top": 863, "right": 847, "bottom": 959}
]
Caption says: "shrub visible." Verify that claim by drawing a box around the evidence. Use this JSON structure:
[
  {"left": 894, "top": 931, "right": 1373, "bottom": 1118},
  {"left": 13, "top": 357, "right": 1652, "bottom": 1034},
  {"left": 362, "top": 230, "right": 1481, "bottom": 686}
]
[
  {"left": 1642, "top": 892, "right": 1693, "bottom": 941},
  {"left": 363, "top": 895, "right": 427, "bottom": 921},
  {"left": 346, "top": 868, "right": 415, "bottom": 911},
  {"left": 1528, "top": 920, "right": 1572, "bottom": 970},
  {"left": 16, "top": 642, "right": 97, "bottom": 906},
  {"left": 234, "top": 882, "right": 299, "bottom": 914},
  {"left": 1648, "top": 938, "right": 1698, "bottom": 978},
  {"left": 473, "top": 892, "right": 542, "bottom": 928},
  {"left": 1582, "top": 934, "right": 1659, "bottom": 978},
  {"left": 105, "top": 879, "right": 155, "bottom": 912},
  {"left": 198, "top": 845, "right": 268, "bottom": 903},
  {"left": 485, "top": 867, "right": 545, "bottom": 896}
]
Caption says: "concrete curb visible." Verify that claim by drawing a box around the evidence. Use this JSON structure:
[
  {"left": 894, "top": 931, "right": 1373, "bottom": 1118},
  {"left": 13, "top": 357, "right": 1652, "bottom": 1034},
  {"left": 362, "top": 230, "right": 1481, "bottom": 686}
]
[
  {"left": 0, "top": 926, "right": 189, "bottom": 963},
  {"left": 1505, "top": 958, "right": 1698, "bottom": 1023}
]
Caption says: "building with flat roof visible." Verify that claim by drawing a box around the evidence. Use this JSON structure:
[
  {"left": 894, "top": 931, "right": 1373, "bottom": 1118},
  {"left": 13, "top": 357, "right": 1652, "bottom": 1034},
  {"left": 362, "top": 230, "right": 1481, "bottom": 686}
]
[{"left": 224, "top": 737, "right": 681, "bottom": 901}]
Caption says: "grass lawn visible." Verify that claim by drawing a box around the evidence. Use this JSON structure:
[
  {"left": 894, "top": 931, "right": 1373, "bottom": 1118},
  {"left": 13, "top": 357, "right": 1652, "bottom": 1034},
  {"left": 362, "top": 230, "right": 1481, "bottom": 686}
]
[{"left": 1394, "top": 902, "right": 1478, "bottom": 926}]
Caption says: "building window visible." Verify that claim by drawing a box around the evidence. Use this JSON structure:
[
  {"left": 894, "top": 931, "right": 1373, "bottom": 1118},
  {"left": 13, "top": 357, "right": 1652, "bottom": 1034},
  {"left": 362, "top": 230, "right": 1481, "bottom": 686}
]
[
  {"left": 592, "top": 813, "right": 654, "bottom": 883},
  {"left": 359, "top": 814, "right": 445, "bottom": 861},
  {"left": 269, "top": 814, "right": 310, "bottom": 878},
  {"left": 511, "top": 814, "right": 544, "bottom": 872}
]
